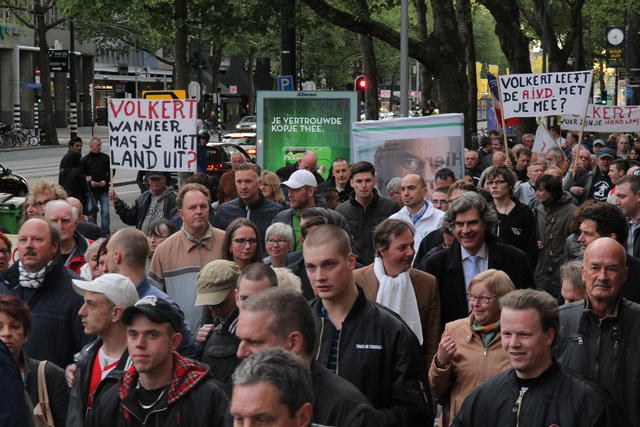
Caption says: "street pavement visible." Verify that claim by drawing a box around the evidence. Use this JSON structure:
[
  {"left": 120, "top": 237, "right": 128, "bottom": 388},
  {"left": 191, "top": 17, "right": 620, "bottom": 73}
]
[{"left": 1, "top": 125, "right": 143, "bottom": 232}]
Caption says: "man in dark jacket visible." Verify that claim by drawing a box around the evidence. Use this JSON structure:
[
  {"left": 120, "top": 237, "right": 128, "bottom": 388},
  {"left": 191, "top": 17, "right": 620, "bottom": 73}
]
[
  {"left": 454, "top": 289, "right": 625, "bottom": 426},
  {"left": 110, "top": 171, "right": 176, "bottom": 233},
  {"left": 236, "top": 287, "right": 382, "bottom": 427},
  {"left": 555, "top": 238, "right": 640, "bottom": 426},
  {"left": 199, "top": 262, "right": 277, "bottom": 384},
  {"left": 336, "top": 161, "right": 399, "bottom": 265},
  {"left": 576, "top": 202, "right": 640, "bottom": 303},
  {"left": 66, "top": 273, "right": 140, "bottom": 427},
  {"left": 534, "top": 175, "right": 576, "bottom": 298},
  {"left": 0, "top": 218, "right": 89, "bottom": 367},
  {"left": 304, "top": 225, "right": 434, "bottom": 426},
  {"left": 0, "top": 341, "right": 30, "bottom": 426},
  {"left": 614, "top": 175, "right": 640, "bottom": 258},
  {"left": 89, "top": 296, "right": 229, "bottom": 426},
  {"left": 317, "top": 157, "right": 353, "bottom": 203},
  {"left": 59, "top": 137, "right": 88, "bottom": 205},
  {"left": 418, "top": 192, "right": 534, "bottom": 326},
  {"left": 82, "top": 137, "right": 111, "bottom": 236},
  {"left": 44, "top": 199, "right": 91, "bottom": 274},
  {"left": 213, "top": 162, "right": 284, "bottom": 243}
]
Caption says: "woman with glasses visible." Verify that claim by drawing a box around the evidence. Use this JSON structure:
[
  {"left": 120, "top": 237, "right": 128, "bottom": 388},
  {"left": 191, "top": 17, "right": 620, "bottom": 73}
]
[
  {"left": 263, "top": 223, "right": 294, "bottom": 268},
  {"left": 429, "top": 269, "right": 515, "bottom": 426},
  {"left": 485, "top": 165, "right": 538, "bottom": 269},
  {"left": 222, "top": 218, "right": 263, "bottom": 270},
  {"left": 0, "top": 232, "right": 12, "bottom": 272}
]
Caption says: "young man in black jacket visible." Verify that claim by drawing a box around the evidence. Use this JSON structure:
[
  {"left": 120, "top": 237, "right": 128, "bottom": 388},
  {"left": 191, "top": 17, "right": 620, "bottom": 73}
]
[
  {"left": 66, "top": 273, "right": 140, "bottom": 427},
  {"left": 303, "top": 224, "right": 433, "bottom": 426},
  {"left": 453, "top": 289, "right": 625, "bottom": 426}
]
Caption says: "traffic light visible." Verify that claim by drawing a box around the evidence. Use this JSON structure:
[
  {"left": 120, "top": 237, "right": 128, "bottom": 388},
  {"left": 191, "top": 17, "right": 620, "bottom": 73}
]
[
  {"left": 355, "top": 75, "right": 368, "bottom": 91},
  {"left": 599, "top": 91, "right": 608, "bottom": 105}
]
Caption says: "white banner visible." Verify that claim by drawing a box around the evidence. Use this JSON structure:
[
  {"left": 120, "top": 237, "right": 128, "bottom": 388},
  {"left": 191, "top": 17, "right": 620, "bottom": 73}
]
[
  {"left": 108, "top": 98, "right": 198, "bottom": 171},
  {"left": 532, "top": 122, "right": 559, "bottom": 154},
  {"left": 351, "top": 114, "right": 465, "bottom": 195},
  {"left": 499, "top": 71, "right": 593, "bottom": 118},
  {"left": 560, "top": 104, "right": 640, "bottom": 132}
]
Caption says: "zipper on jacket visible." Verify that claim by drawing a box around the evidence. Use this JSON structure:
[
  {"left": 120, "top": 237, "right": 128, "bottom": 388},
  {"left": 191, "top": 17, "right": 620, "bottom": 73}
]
[
  {"left": 514, "top": 388, "right": 527, "bottom": 427},
  {"left": 315, "top": 317, "right": 325, "bottom": 361},
  {"left": 595, "top": 322, "right": 602, "bottom": 381},
  {"left": 120, "top": 401, "right": 168, "bottom": 425},
  {"left": 480, "top": 346, "right": 488, "bottom": 381}
]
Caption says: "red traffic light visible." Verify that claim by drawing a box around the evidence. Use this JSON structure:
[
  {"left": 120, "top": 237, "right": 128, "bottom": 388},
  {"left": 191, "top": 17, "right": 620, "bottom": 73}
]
[{"left": 355, "top": 75, "right": 368, "bottom": 91}]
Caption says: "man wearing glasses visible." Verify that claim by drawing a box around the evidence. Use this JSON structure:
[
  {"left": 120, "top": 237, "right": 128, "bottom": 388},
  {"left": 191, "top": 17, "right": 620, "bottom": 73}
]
[{"left": 418, "top": 192, "right": 534, "bottom": 327}]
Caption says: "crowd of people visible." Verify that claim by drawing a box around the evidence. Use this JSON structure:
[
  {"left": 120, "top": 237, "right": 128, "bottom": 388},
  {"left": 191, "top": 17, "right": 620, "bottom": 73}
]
[{"left": 0, "top": 129, "right": 639, "bottom": 426}]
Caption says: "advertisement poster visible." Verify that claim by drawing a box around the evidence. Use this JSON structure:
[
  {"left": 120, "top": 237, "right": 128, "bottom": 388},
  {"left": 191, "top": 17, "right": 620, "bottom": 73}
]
[
  {"left": 352, "top": 114, "right": 465, "bottom": 196},
  {"left": 257, "top": 91, "right": 357, "bottom": 178},
  {"left": 108, "top": 98, "right": 198, "bottom": 172},
  {"left": 560, "top": 104, "right": 640, "bottom": 132}
]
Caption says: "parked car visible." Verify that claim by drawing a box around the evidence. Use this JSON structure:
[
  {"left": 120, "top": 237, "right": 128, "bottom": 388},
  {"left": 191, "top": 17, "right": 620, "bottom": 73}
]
[
  {"left": 235, "top": 115, "right": 257, "bottom": 131},
  {"left": 221, "top": 132, "right": 257, "bottom": 159},
  {"left": 0, "top": 163, "right": 28, "bottom": 196},
  {"left": 204, "top": 143, "right": 253, "bottom": 200}
]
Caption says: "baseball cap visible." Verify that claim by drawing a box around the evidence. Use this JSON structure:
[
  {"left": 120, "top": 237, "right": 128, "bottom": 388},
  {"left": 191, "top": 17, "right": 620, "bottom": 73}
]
[
  {"left": 196, "top": 260, "right": 240, "bottom": 306},
  {"left": 72, "top": 273, "right": 139, "bottom": 308},
  {"left": 597, "top": 147, "right": 615, "bottom": 159},
  {"left": 145, "top": 171, "right": 169, "bottom": 179},
  {"left": 282, "top": 170, "right": 317, "bottom": 189},
  {"left": 122, "top": 295, "right": 182, "bottom": 332},
  {"left": 592, "top": 139, "right": 604, "bottom": 147}
]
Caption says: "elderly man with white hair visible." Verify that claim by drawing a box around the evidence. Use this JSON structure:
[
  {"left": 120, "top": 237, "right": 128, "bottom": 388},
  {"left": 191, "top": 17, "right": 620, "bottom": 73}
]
[{"left": 44, "top": 199, "right": 90, "bottom": 274}]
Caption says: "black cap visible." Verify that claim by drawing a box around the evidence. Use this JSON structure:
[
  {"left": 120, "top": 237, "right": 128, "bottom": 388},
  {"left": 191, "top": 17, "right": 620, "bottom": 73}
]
[
  {"left": 123, "top": 296, "right": 182, "bottom": 332},
  {"left": 144, "top": 171, "right": 170, "bottom": 180}
]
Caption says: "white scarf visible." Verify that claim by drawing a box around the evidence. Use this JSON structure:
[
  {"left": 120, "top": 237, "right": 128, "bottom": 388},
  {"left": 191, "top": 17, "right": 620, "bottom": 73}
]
[
  {"left": 18, "top": 261, "right": 51, "bottom": 289},
  {"left": 373, "top": 257, "right": 423, "bottom": 344}
]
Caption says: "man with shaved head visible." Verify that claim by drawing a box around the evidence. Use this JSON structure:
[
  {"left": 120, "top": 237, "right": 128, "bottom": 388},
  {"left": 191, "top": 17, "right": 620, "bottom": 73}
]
[
  {"left": 556, "top": 237, "right": 640, "bottom": 424},
  {"left": 277, "top": 150, "right": 325, "bottom": 185},
  {"left": 389, "top": 174, "right": 444, "bottom": 254}
]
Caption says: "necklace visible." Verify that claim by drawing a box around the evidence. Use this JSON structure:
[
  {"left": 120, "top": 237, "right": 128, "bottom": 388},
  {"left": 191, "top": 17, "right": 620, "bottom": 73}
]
[{"left": 136, "top": 380, "right": 168, "bottom": 410}]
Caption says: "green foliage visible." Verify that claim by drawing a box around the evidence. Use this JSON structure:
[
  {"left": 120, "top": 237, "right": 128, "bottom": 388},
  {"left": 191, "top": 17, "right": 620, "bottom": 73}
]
[{"left": 472, "top": 5, "right": 508, "bottom": 69}]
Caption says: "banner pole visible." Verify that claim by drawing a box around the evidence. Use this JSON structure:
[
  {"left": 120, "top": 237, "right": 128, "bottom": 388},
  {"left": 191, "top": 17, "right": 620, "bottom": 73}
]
[
  {"left": 497, "top": 74, "right": 510, "bottom": 161},
  {"left": 571, "top": 102, "right": 590, "bottom": 174}
]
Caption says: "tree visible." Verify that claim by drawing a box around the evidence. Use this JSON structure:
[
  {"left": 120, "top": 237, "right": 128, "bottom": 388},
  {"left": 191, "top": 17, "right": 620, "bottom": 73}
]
[
  {"left": 301, "top": 0, "right": 472, "bottom": 143},
  {"left": 1, "top": 0, "right": 67, "bottom": 144}
]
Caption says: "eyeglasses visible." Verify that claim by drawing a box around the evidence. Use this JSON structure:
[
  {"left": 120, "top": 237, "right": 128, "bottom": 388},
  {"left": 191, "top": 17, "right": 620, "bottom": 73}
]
[
  {"left": 266, "top": 239, "right": 288, "bottom": 246},
  {"left": 466, "top": 293, "right": 497, "bottom": 304},
  {"left": 233, "top": 238, "right": 258, "bottom": 246},
  {"left": 486, "top": 179, "right": 507, "bottom": 186}
]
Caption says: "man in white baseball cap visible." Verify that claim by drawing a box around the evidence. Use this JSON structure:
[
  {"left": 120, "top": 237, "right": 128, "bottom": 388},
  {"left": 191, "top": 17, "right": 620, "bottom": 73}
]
[{"left": 66, "top": 273, "right": 139, "bottom": 427}]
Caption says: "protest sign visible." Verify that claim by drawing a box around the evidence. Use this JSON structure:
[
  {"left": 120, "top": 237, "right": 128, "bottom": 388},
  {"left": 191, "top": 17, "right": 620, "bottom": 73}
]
[
  {"left": 352, "top": 114, "right": 464, "bottom": 195},
  {"left": 108, "top": 99, "right": 198, "bottom": 172},
  {"left": 560, "top": 104, "right": 640, "bottom": 132},
  {"left": 532, "top": 122, "right": 558, "bottom": 154},
  {"left": 257, "top": 91, "right": 357, "bottom": 178},
  {"left": 499, "top": 71, "right": 593, "bottom": 118}
]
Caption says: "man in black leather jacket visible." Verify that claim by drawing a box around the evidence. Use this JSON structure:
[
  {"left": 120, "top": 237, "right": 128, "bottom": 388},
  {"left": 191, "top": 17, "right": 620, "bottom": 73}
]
[{"left": 454, "top": 288, "right": 626, "bottom": 427}]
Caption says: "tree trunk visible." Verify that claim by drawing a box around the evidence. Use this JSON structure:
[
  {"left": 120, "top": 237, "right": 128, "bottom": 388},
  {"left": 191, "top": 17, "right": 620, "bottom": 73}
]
[
  {"left": 209, "top": 43, "right": 224, "bottom": 95},
  {"left": 413, "top": 0, "right": 430, "bottom": 109},
  {"left": 35, "top": 5, "right": 58, "bottom": 145},
  {"left": 456, "top": 0, "right": 477, "bottom": 140},
  {"left": 359, "top": 34, "right": 379, "bottom": 120},
  {"left": 478, "top": 0, "right": 536, "bottom": 134},
  {"left": 174, "top": 0, "right": 188, "bottom": 90},
  {"left": 247, "top": 48, "right": 256, "bottom": 115}
]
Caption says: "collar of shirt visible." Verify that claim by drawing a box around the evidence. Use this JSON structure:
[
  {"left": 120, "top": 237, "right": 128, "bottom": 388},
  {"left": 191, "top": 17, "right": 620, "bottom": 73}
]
[
  {"left": 461, "top": 242, "right": 488, "bottom": 262},
  {"left": 409, "top": 201, "right": 428, "bottom": 225},
  {"left": 181, "top": 226, "right": 213, "bottom": 251},
  {"left": 584, "top": 296, "right": 621, "bottom": 320}
]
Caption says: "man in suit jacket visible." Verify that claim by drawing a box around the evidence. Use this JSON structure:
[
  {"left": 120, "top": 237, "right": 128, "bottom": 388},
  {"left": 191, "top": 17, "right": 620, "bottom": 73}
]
[
  {"left": 353, "top": 218, "right": 441, "bottom": 365},
  {"left": 417, "top": 192, "right": 534, "bottom": 326}
]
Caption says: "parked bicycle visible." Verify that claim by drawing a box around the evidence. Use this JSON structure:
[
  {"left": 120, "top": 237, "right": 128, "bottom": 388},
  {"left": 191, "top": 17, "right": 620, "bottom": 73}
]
[{"left": 0, "top": 123, "right": 39, "bottom": 148}]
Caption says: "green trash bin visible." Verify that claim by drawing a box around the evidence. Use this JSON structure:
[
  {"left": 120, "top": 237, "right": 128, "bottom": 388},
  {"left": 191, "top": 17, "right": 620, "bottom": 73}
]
[{"left": 0, "top": 195, "right": 24, "bottom": 234}]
